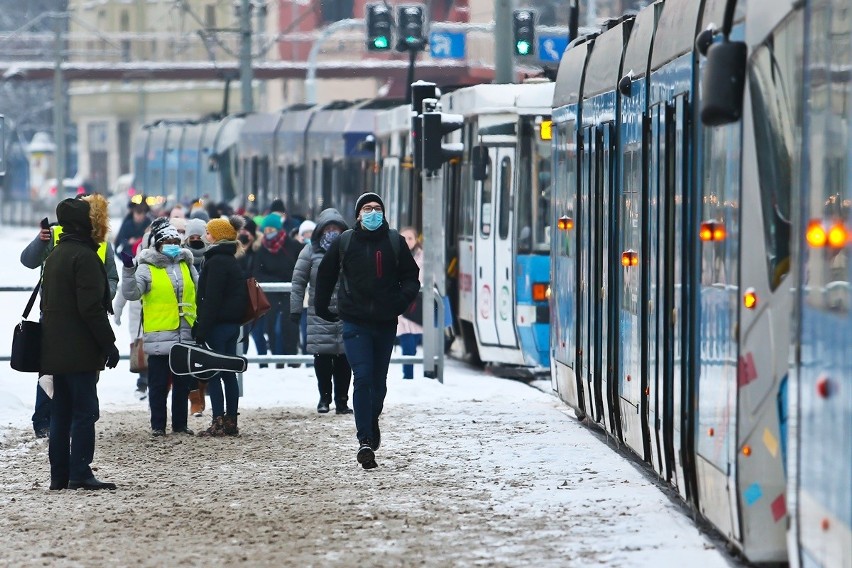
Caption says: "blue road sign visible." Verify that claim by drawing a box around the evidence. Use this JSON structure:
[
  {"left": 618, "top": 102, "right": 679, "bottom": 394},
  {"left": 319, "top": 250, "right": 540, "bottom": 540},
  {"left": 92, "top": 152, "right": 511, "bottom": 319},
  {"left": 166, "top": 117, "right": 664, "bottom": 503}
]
[
  {"left": 538, "top": 35, "right": 569, "bottom": 62},
  {"left": 429, "top": 31, "right": 466, "bottom": 59}
]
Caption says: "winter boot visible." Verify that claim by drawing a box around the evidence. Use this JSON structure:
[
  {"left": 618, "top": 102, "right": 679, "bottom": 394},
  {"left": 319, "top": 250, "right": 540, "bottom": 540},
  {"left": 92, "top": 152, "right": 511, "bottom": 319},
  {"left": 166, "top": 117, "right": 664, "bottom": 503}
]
[
  {"left": 223, "top": 414, "right": 239, "bottom": 436},
  {"left": 198, "top": 416, "right": 227, "bottom": 437}
]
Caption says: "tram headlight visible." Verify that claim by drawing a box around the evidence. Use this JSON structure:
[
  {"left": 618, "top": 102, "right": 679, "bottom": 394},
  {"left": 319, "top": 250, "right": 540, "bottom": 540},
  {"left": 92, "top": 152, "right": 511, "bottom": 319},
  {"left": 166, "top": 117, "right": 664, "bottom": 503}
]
[
  {"left": 827, "top": 222, "right": 848, "bottom": 248},
  {"left": 557, "top": 215, "right": 574, "bottom": 231},
  {"left": 621, "top": 250, "right": 638, "bottom": 267},
  {"left": 806, "top": 219, "right": 827, "bottom": 248},
  {"left": 699, "top": 220, "right": 726, "bottom": 241}
]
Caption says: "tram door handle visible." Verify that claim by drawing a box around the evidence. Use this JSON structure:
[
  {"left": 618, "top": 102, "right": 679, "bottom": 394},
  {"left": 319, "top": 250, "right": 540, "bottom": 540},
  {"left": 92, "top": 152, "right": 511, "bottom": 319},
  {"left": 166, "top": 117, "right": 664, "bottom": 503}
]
[
  {"left": 479, "top": 267, "right": 482, "bottom": 278},
  {"left": 505, "top": 268, "right": 509, "bottom": 280}
]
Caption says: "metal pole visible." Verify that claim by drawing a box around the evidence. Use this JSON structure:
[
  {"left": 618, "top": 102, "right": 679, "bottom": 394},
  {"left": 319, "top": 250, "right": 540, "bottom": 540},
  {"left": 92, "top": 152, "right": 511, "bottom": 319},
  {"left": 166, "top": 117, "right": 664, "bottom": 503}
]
[
  {"left": 569, "top": 0, "right": 579, "bottom": 44},
  {"left": 239, "top": 0, "right": 254, "bottom": 113},
  {"left": 493, "top": 0, "right": 514, "bottom": 83},
  {"left": 405, "top": 47, "right": 417, "bottom": 105},
  {"left": 304, "top": 19, "right": 361, "bottom": 104},
  {"left": 53, "top": 17, "right": 65, "bottom": 190}
]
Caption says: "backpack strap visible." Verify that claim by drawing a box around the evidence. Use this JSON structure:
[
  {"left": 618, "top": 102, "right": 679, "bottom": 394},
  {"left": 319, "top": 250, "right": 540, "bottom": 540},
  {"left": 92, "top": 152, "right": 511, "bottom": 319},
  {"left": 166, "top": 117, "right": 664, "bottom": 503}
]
[
  {"left": 338, "top": 229, "right": 354, "bottom": 295},
  {"left": 338, "top": 228, "right": 400, "bottom": 271},
  {"left": 387, "top": 229, "right": 400, "bottom": 265}
]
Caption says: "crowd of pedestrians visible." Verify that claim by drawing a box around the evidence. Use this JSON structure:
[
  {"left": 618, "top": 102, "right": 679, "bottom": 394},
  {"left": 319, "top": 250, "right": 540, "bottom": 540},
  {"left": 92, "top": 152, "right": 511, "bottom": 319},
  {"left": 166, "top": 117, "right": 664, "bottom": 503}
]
[{"left": 22, "top": 190, "right": 425, "bottom": 489}]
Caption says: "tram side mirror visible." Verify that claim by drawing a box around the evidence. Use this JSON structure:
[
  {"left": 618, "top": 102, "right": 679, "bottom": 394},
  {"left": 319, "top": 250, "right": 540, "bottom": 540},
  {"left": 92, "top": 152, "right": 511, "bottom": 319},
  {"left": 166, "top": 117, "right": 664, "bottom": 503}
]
[
  {"left": 701, "top": 40, "right": 747, "bottom": 126},
  {"left": 472, "top": 145, "right": 490, "bottom": 181}
]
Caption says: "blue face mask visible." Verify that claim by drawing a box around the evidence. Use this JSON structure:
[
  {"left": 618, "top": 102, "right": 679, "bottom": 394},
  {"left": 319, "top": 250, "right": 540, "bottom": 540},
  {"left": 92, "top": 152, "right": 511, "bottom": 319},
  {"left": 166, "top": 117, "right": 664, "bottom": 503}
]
[
  {"left": 304, "top": 238, "right": 311, "bottom": 245},
  {"left": 361, "top": 211, "right": 383, "bottom": 231},
  {"left": 161, "top": 244, "right": 181, "bottom": 258},
  {"left": 264, "top": 230, "right": 279, "bottom": 240}
]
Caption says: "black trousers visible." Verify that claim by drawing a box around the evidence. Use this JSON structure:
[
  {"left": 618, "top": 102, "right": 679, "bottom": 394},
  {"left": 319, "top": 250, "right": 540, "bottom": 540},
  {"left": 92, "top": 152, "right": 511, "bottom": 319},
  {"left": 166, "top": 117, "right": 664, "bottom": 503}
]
[
  {"left": 314, "top": 353, "right": 352, "bottom": 408},
  {"left": 147, "top": 355, "right": 191, "bottom": 431},
  {"left": 49, "top": 372, "right": 99, "bottom": 483}
]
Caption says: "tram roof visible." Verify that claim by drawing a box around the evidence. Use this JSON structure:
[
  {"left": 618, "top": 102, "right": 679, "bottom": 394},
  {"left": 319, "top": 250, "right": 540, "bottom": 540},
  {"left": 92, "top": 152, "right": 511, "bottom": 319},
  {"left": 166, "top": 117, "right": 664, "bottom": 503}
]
[
  {"left": 374, "top": 103, "right": 411, "bottom": 137},
  {"left": 621, "top": 1, "right": 661, "bottom": 82},
  {"left": 553, "top": 37, "right": 594, "bottom": 108},
  {"left": 584, "top": 18, "right": 634, "bottom": 98},
  {"left": 650, "top": 0, "right": 703, "bottom": 71},
  {"left": 238, "top": 112, "right": 281, "bottom": 157},
  {"left": 441, "top": 82, "right": 554, "bottom": 117}
]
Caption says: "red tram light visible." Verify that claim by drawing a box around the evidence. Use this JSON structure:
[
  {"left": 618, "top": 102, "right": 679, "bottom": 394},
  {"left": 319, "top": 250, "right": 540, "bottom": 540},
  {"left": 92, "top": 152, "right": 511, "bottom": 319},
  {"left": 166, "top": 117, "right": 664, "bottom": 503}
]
[{"left": 532, "top": 282, "right": 548, "bottom": 302}]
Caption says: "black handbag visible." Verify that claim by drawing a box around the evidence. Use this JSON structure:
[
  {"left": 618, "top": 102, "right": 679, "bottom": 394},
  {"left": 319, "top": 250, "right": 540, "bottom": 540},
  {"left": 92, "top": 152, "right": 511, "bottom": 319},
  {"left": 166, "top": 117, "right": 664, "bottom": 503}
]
[{"left": 11, "top": 280, "right": 42, "bottom": 373}]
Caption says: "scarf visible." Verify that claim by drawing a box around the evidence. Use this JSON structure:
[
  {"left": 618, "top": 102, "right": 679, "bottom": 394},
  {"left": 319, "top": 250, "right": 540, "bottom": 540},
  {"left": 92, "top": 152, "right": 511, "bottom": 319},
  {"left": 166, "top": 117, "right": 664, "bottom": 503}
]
[{"left": 261, "top": 230, "right": 289, "bottom": 254}]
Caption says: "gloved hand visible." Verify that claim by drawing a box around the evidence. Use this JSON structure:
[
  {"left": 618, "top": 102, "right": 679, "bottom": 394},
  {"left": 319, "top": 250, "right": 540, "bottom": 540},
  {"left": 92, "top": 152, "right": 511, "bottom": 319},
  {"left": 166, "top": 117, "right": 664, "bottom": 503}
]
[
  {"left": 119, "top": 251, "right": 135, "bottom": 269},
  {"left": 191, "top": 323, "right": 205, "bottom": 345},
  {"left": 315, "top": 308, "right": 339, "bottom": 323},
  {"left": 289, "top": 312, "right": 301, "bottom": 323},
  {"left": 105, "top": 344, "right": 120, "bottom": 369}
]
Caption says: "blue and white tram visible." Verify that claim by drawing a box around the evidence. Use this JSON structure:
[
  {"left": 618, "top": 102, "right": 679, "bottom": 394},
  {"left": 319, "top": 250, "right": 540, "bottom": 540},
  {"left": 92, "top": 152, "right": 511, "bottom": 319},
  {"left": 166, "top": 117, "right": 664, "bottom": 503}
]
[{"left": 442, "top": 82, "right": 554, "bottom": 376}]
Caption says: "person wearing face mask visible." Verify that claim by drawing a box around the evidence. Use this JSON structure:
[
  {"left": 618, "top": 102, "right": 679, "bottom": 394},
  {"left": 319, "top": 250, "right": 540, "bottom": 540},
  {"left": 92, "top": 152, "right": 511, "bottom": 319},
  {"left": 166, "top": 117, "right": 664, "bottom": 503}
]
[
  {"left": 290, "top": 209, "right": 352, "bottom": 414},
  {"left": 295, "top": 219, "right": 316, "bottom": 356},
  {"left": 314, "top": 193, "right": 420, "bottom": 470},
  {"left": 183, "top": 218, "right": 208, "bottom": 269},
  {"left": 121, "top": 217, "right": 199, "bottom": 437},
  {"left": 252, "top": 213, "right": 304, "bottom": 369}
]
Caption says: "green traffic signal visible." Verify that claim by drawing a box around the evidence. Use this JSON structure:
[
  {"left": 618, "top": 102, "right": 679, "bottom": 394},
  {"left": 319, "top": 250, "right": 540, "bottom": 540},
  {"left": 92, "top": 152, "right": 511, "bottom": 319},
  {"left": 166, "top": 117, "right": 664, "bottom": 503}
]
[
  {"left": 373, "top": 36, "right": 389, "bottom": 49},
  {"left": 516, "top": 40, "right": 531, "bottom": 56}
]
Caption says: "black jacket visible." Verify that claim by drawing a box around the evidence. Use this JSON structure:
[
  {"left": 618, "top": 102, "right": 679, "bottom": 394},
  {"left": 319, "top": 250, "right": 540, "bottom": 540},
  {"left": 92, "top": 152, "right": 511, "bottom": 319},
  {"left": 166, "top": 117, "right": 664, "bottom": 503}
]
[
  {"left": 40, "top": 227, "right": 115, "bottom": 373},
  {"left": 315, "top": 222, "right": 420, "bottom": 325},
  {"left": 195, "top": 242, "right": 248, "bottom": 341}
]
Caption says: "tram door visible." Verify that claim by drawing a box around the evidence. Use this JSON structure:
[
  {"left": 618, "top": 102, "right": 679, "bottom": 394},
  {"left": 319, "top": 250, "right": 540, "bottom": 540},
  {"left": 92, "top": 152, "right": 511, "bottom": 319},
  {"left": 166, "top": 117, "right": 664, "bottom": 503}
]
[{"left": 474, "top": 146, "right": 517, "bottom": 348}]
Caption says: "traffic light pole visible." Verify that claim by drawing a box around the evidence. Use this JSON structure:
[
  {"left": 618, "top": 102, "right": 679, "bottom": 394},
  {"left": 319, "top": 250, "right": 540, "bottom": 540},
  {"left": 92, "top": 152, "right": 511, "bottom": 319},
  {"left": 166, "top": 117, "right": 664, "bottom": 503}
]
[
  {"left": 494, "top": 0, "right": 514, "bottom": 83},
  {"left": 421, "top": 165, "right": 445, "bottom": 383},
  {"left": 405, "top": 47, "right": 418, "bottom": 105}
]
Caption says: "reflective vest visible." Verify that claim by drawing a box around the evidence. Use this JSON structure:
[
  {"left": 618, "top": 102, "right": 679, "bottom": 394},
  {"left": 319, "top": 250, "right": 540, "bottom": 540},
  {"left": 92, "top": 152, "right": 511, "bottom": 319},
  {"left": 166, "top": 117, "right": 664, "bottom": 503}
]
[
  {"left": 52, "top": 225, "right": 108, "bottom": 263},
  {"left": 141, "top": 263, "right": 197, "bottom": 332}
]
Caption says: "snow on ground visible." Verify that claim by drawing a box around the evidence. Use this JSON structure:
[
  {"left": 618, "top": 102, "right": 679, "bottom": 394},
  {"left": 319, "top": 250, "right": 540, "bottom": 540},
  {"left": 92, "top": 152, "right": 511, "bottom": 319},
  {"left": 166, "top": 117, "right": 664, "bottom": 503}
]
[{"left": 0, "top": 222, "right": 741, "bottom": 566}]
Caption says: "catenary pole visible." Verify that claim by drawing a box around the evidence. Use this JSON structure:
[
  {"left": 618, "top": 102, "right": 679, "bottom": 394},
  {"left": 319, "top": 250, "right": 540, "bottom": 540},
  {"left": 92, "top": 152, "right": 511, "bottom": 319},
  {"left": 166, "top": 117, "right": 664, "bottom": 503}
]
[
  {"left": 239, "top": 0, "right": 254, "bottom": 113},
  {"left": 53, "top": 16, "right": 65, "bottom": 190},
  {"left": 493, "top": 0, "right": 514, "bottom": 83}
]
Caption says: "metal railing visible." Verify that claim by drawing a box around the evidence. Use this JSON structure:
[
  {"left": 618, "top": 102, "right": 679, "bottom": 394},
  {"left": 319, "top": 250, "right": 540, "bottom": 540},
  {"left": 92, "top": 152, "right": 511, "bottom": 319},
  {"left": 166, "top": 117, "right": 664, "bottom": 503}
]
[{"left": 0, "top": 281, "right": 429, "bottom": 368}]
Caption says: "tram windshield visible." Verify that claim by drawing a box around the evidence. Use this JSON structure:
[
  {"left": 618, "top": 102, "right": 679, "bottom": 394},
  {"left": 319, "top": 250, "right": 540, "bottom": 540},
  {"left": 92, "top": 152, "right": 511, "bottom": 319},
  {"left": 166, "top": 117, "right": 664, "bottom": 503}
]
[{"left": 517, "top": 116, "right": 553, "bottom": 254}]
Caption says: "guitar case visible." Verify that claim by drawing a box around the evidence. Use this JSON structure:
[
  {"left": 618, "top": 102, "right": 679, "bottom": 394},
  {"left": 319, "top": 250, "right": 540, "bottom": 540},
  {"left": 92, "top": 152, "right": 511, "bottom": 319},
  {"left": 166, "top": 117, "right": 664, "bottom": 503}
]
[{"left": 169, "top": 343, "right": 248, "bottom": 381}]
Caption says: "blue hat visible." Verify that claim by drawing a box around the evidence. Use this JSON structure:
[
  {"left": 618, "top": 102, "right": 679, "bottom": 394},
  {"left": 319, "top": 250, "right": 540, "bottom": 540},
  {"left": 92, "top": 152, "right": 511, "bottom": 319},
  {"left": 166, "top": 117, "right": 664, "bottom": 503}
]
[{"left": 262, "top": 214, "right": 283, "bottom": 231}]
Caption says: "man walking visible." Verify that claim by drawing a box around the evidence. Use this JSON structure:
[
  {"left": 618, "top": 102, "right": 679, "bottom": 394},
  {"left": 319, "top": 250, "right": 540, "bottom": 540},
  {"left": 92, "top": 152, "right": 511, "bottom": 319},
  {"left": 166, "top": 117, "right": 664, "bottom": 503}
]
[{"left": 314, "top": 193, "right": 420, "bottom": 469}]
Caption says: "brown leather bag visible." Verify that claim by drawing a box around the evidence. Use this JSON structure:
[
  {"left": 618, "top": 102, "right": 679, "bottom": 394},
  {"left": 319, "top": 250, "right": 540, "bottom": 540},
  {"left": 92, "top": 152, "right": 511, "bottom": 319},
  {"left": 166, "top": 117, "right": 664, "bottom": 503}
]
[{"left": 242, "top": 277, "right": 271, "bottom": 325}]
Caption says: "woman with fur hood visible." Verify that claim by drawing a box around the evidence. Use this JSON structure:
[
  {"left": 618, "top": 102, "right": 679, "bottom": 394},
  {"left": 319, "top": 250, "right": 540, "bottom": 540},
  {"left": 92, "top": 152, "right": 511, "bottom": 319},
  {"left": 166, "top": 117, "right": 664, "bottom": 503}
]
[
  {"left": 121, "top": 217, "right": 199, "bottom": 436},
  {"left": 192, "top": 215, "right": 249, "bottom": 437}
]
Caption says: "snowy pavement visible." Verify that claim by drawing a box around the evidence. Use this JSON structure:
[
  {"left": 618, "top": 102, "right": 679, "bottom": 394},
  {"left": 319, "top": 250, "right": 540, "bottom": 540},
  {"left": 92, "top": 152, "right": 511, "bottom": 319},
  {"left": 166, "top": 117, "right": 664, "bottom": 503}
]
[{"left": 0, "top": 223, "right": 741, "bottom": 566}]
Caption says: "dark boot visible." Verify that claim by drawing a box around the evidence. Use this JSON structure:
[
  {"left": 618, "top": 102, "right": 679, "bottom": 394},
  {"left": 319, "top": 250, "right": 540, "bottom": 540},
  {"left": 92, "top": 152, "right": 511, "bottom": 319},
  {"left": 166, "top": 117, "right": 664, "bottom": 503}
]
[
  {"left": 223, "top": 414, "right": 239, "bottom": 436},
  {"left": 198, "top": 416, "right": 227, "bottom": 437}
]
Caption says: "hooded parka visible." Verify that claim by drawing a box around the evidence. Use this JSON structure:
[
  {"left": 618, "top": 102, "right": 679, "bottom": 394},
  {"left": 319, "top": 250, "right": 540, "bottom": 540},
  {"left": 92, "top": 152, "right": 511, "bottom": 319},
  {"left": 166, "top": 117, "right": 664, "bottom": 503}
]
[
  {"left": 121, "top": 247, "right": 198, "bottom": 355},
  {"left": 289, "top": 208, "right": 348, "bottom": 355},
  {"left": 40, "top": 196, "right": 116, "bottom": 373}
]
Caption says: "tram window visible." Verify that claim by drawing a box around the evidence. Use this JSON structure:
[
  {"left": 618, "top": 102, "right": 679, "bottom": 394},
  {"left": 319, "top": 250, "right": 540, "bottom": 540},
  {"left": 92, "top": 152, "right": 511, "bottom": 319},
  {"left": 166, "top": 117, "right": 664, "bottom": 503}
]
[
  {"left": 480, "top": 156, "right": 493, "bottom": 237},
  {"left": 498, "top": 156, "right": 512, "bottom": 239},
  {"left": 748, "top": 15, "right": 803, "bottom": 290}
]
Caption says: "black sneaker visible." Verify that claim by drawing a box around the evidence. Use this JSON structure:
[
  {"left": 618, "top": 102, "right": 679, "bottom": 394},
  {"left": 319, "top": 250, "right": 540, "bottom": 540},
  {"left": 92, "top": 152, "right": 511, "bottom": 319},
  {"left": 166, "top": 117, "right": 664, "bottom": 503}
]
[
  {"left": 317, "top": 402, "right": 330, "bottom": 414},
  {"left": 173, "top": 427, "right": 194, "bottom": 435},
  {"left": 362, "top": 459, "right": 378, "bottom": 470},
  {"left": 35, "top": 428, "right": 49, "bottom": 439},
  {"left": 357, "top": 441, "right": 375, "bottom": 465},
  {"left": 335, "top": 406, "right": 353, "bottom": 415},
  {"left": 151, "top": 429, "right": 166, "bottom": 437},
  {"left": 372, "top": 419, "right": 380, "bottom": 451}
]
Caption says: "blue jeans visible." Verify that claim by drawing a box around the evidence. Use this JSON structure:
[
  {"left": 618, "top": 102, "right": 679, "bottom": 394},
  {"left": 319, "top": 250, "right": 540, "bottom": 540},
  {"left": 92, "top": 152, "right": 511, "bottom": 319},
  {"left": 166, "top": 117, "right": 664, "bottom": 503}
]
[
  {"left": 250, "top": 314, "right": 269, "bottom": 355},
  {"left": 342, "top": 320, "right": 397, "bottom": 444},
  {"left": 398, "top": 333, "right": 422, "bottom": 379},
  {"left": 206, "top": 323, "right": 241, "bottom": 417},
  {"left": 49, "top": 372, "right": 100, "bottom": 483},
  {"left": 147, "top": 355, "right": 191, "bottom": 431},
  {"left": 32, "top": 383, "right": 51, "bottom": 434},
  {"left": 300, "top": 310, "right": 308, "bottom": 354}
]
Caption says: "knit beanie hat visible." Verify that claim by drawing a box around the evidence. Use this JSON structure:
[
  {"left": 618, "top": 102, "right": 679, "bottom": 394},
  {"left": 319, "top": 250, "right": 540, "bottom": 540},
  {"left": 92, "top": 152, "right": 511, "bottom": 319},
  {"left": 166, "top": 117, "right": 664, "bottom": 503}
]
[
  {"left": 261, "top": 214, "right": 283, "bottom": 231},
  {"left": 171, "top": 217, "right": 186, "bottom": 234},
  {"left": 354, "top": 192, "right": 385, "bottom": 217},
  {"left": 298, "top": 220, "right": 316, "bottom": 235},
  {"left": 206, "top": 215, "right": 244, "bottom": 242},
  {"left": 269, "top": 198, "right": 286, "bottom": 213},
  {"left": 150, "top": 217, "right": 181, "bottom": 246},
  {"left": 185, "top": 218, "right": 206, "bottom": 240},
  {"left": 189, "top": 205, "right": 210, "bottom": 222}
]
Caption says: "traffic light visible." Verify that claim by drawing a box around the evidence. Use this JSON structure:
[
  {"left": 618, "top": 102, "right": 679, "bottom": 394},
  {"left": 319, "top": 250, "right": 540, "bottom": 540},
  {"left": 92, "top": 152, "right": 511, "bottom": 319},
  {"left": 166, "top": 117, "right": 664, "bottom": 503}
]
[
  {"left": 411, "top": 81, "right": 439, "bottom": 170},
  {"left": 512, "top": 9, "right": 536, "bottom": 57},
  {"left": 397, "top": 5, "right": 426, "bottom": 51},
  {"left": 422, "top": 111, "right": 464, "bottom": 172},
  {"left": 366, "top": 3, "right": 393, "bottom": 51}
]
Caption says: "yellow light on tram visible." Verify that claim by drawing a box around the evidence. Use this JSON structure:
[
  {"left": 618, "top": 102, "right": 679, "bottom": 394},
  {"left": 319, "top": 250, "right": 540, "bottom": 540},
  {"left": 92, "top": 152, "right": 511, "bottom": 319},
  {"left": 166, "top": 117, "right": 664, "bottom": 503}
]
[
  {"left": 827, "top": 222, "right": 848, "bottom": 248},
  {"left": 699, "top": 220, "right": 726, "bottom": 242},
  {"left": 742, "top": 445, "right": 752, "bottom": 457},
  {"left": 743, "top": 288, "right": 758, "bottom": 310},
  {"left": 539, "top": 120, "right": 553, "bottom": 141},
  {"left": 621, "top": 250, "right": 638, "bottom": 267},
  {"left": 806, "top": 219, "right": 828, "bottom": 248},
  {"left": 557, "top": 215, "right": 574, "bottom": 231}
]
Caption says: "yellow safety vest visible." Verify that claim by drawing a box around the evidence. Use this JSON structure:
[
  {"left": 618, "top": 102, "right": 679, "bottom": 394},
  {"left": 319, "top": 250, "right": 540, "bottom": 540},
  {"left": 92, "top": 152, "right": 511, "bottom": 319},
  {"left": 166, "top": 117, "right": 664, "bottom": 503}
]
[
  {"left": 141, "top": 263, "right": 197, "bottom": 332},
  {"left": 52, "top": 225, "right": 108, "bottom": 263}
]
